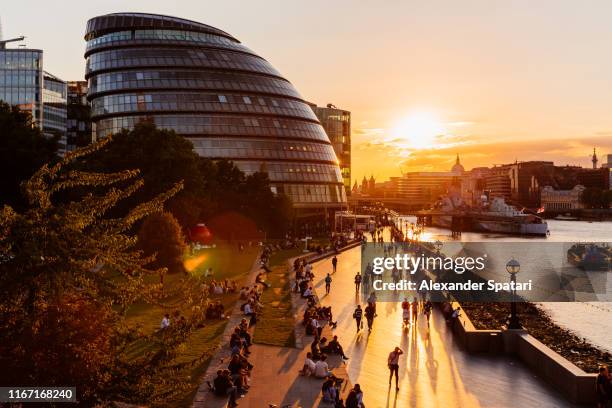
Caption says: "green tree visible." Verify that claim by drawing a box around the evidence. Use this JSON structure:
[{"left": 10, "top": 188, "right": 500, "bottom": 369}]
[
  {"left": 82, "top": 121, "right": 204, "bottom": 214},
  {"left": 0, "top": 102, "right": 58, "bottom": 209},
  {"left": 138, "top": 212, "right": 187, "bottom": 278},
  {"left": 0, "top": 139, "right": 207, "bottom": 406},
  {"left": 581, "top": 187, "right": 606, "bottom": 209}
]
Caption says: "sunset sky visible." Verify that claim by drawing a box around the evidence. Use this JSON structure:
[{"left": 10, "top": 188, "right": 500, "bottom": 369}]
[{"left": 3, "top": 0, "right": 612, "bottom": 182}]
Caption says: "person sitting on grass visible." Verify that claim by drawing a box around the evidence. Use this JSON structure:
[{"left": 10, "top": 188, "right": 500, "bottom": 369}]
[
  {"left": 160, "top": 313, "right": 170, "bottom": 330},
  {"left": 300, "top": 352, "right": 316, "bottom": 376},
  {"left": 210, "top": 369, "right": 239, "bottom": 407}
]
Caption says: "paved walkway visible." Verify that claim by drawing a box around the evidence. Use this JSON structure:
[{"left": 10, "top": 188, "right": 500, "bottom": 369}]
[
  {"left": 311, "top": 242, "right": 581, "bottom": 408},
  {"left": 193, "top": 246, "right": 356, "bottom": 408}
]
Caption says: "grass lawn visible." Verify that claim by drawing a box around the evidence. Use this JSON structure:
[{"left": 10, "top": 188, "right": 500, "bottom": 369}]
[
  {"left": 123, "top": 242, "right": 259, "bottom": 407},
  {"left": 252, "top": 248, "right": 302, "bottom": 347}
]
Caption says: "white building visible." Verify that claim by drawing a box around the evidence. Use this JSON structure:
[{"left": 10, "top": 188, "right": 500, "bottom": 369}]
[{"left": 540, "top": 185, "right": 585, "bottom": 211}]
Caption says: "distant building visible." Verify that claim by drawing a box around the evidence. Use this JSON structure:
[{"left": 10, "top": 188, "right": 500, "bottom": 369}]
[
  {"left": 311, "top": 104, "right": 351, "bottom": 195},
  {"left": 66, "top": 81, "right": 92, "bottom": 152},
  {"left": 576, "top": 167, "right": 610, "bottom": 190},
  {"left": 541, "top": 185, "right": 585, "bottom": 211},
  {"left": 603, "top": 154, "right": 612, "bottom": 188},
  {"left": 42, "top": 72, "right": 67, "bottom": 154},
  {"left": 0, "top": 38, "right": 67, "bottom": 154},
  {"left": 461, "top": 167, "right": 489, "bottom": 206},
  {"left": 380, "top": 156, "right": 465, "bottom": 205},
  {"left": 508, "top": 161, "right": 555, "bottom": 209},
  {"left": 389, "top": 172, "right": 455, "bottom": 205},
  {"left": 484, "top": 165, "right": 512, "bottom": 201}
]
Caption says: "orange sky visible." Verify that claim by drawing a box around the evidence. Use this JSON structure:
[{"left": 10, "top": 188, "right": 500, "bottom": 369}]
[{"left": 4, "top": 1, "right": 612, "bottom": 182}]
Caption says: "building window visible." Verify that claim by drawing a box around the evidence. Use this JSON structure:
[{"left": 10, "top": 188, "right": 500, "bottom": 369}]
[
  {"left": 218, "top": 95, "right": 227, "bottom": 103},
  {"left": 243, "top": 96, "right": 252, "bottom": 104}
]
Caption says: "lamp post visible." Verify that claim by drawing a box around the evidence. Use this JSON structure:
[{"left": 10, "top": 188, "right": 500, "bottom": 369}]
[{"left": 506, "top": 258, "right": 522, "bottom": 329}]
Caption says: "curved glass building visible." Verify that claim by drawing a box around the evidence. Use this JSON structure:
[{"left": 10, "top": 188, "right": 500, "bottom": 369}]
[{"left": 84, "top": 13, "right": 346, "bottom": 209}]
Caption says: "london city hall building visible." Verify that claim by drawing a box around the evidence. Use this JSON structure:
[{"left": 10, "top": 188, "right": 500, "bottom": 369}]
[{"left": 84, "top": 13, "right": 347, "bottom": 210}]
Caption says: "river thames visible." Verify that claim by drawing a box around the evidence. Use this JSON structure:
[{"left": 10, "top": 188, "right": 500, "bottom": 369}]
[{"left": 395, "top": 217, "right": 612, "bottom": 353}]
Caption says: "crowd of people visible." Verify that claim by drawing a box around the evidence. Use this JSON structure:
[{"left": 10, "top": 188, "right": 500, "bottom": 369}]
[
  {"left": 292, "top": 256, "right": 367, "bottom": 408},
  {"left": 201, "top": 278, "right": 238, "bottom": 296},
  {"left": 206, "top": 248, "right": 276, "bottom": 406}
]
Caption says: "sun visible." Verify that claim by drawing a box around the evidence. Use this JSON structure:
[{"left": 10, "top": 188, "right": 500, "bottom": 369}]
[{"left": 391, "top": 111, "right": 445, "bottom": 150}]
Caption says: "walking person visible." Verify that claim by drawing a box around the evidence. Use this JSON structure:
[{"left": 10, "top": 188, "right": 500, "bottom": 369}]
[
  {"left": 325, "top": 273, "right": 332, "bottom": 295},
  {"left": 411, "top": 298, "right": 419, "bottom": 325},
  {"left": 365, "top": 302, "right": 376, "bottom": 332},
  {"left": 424, "top": 300, "right": 432, "bottom": 324},
  {"left": 354, "top": 272, "right": 362, "bottom": 293},
  {"left": 332, "top": 255, "right": 338, "bottom": 273},
  {"left": 353, "top": 304, "right": 363, "bottom": 332},
  {"left": 388, "top": 346, "right": 403, "bottom": 390}
]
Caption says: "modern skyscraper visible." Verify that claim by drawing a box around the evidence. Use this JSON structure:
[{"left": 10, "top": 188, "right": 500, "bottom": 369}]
[
  {"left": 311, "top": 104, "right": 351, "bottom": 195},
  {"left": 0, "top": 37, "right": 67, "bottom": 153},
  {"left": 84, "top": 13, "right": 346, "bottom": 210}
]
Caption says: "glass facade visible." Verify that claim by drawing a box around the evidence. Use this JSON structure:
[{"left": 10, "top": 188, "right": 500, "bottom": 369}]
[
  {"left": 85, "top": 12, "right": 346, "bottom": 208},
  {"left": 312, "top": 105, "right": 351, "bottom": 195},
  {"left": 0, "top": 49, "right": 67, "bottom": 155},
  {"left": 0, "top": 49, "right": 43, "bottom": 124}
]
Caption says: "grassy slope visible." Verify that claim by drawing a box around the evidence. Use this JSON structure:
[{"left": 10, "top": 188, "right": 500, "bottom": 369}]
[
  {"left": 123, "top": 242, "right": 259, "bottom": 406},
  {"left": 252, "top": 248, "right": 303, "bottom": 347}
]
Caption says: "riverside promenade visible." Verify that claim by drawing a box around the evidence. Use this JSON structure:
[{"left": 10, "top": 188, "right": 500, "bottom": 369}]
[
  {"left": 311, "top": 240, "right": 581, "bottom": 407},
  {"left": 194, "top": 236, "right": 579, "bottom": 407}
]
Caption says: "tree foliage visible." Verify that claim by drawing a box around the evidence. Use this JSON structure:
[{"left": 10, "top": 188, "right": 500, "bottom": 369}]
[
  {"left": 0, "top": 101, "right": 58, "bottom": 210},
  {"left": 581, "top": 187, "right": 612, "bottom": 209},
  {"left": 81, "top": 122, "right": 293, "bottom": 238},
  {"left": 0, "top": 138, "right": 208, "bottom": 406},
  {"left": 138, "top": 212, "right": 187, "bottom": 276}
]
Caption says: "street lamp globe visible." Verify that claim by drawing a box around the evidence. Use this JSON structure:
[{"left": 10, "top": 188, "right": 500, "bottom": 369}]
[
  {"left": 506, "top": 258, "right": 520, "bottom": 275},
  {"left": 434, "top": 240, "right": 443, "bottom": 253}
]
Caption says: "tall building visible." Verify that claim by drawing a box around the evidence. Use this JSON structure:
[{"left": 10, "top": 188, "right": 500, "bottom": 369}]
[
  {"left": 311, "top": 104, "right": 351, "bottom": 195},
  {"left": 85, "top": 13, "right": 346, "bottom": 211},
  {"left": 42, "top": 72, "right": 67, "bottom": 153},
  {"left": 66, "top": 81, "right": 92, "bottom": 151},
  {"left": 0, "top": 37, "right": 67, "bottom": 153}
]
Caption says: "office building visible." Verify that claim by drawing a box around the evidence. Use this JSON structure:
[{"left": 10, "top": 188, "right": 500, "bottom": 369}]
[
  {"left": 311, "top": 103, "right": 351, "bottom": 195},
  {"left": 0, "top": 38, "right": 67, "bottom": 153},
  {"left": 66, "top": 81, "right": 92, "bottom": 151},
  {"left": 84, "top": 13, "right": 346, "bottom": 210}
]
